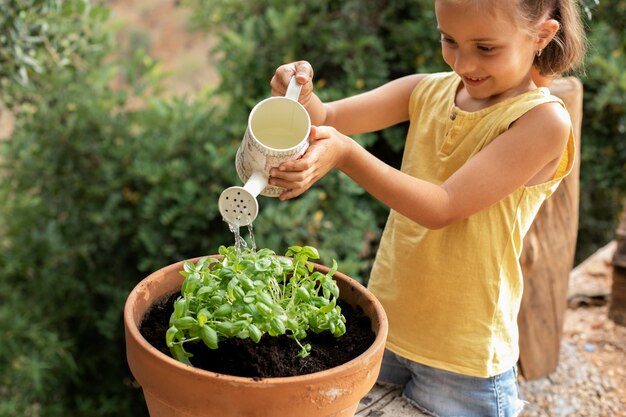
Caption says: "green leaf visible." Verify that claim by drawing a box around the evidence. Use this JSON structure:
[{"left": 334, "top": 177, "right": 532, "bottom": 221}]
[
  {"left": 199, "top": 325, "right": 219, "bottom": 349},
  {"left": 216, "top": 321, "right": 236, "bottom": 337},
  {"left": 174, "top": 316, "right": 197, "bottom": 330},
  {"left": 301, "top": 246, "right": 320, "bottom": 259},
  {"left": 181, "top": 273, "right": 200, "bottom": 295},
  {"left": 165, "top": 326, "right": 179, "bottom": 347},
  {"left": 257, "top": 292, "right": 274, "bottom": 306},
  {"left": 173, "top": 298, "right": 187, "bottom": 318},
  {"left": 254, "top": 258, "right": 272, "bottom": 271},
  {"left": 332, "top": 320, "right": 347, "bottom": 337},
  {"left": 328, "top": 259, "right": 338, "bottom": 277},
  {"left": 285, "top": 246, "right": 301, "bottom": 257},
  {"left": 248, "top": 324, "right": 262, "bottom": 343},
  {"left": 170, "top": 344, "right": 192, "bottom": 365},
  {"left": 183, "top": 260, "right": 196, "bottom": 273},
  {"left": 319, "top": 299, "right": 336, "bottom": 314},
  {"left": 197, "top": 308, "right": 211, "bottom": 326},
  {"left": 296, "top": 286, "right": 310, "bottom": 301},
  {"left": 256, "top": 302, "right": 273, "bottom": 317},
  {"left": 213, "top": 303, "right": 232, "bottom": 317},
  {"left": 269, "top": 317, "right": 286, "bottom": 336}
]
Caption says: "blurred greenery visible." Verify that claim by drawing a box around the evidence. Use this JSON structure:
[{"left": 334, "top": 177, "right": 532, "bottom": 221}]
[
  {"left": 0, "top": 0, "right": 624, "bottom": 415},
  {"left": 576, "top": 1, "right": 626, "bottom": 260}
]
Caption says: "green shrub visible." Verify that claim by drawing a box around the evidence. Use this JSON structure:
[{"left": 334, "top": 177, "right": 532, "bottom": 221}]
[
  {"left": 0, "top": 0, "right": 110, "bottom": 110},
  {"left": 576, "top": 1, "right": 626, "bottom": 262},
  {"left": 0, "top": 61, "right": 241, "bottom": 415}
]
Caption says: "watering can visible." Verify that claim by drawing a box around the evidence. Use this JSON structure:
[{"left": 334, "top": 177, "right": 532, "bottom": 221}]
[{"left": 218, "top": 77, "right": 310, "bottom": 227}]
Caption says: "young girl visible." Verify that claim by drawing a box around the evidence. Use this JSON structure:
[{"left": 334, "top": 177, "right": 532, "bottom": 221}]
[{"left": 268, "top": 0, "right": 585, "bottom": 416}]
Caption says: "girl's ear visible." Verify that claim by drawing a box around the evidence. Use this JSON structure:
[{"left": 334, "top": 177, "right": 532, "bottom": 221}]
[{"left": 536, "top": 18, "right": 560, "bottom": 51}]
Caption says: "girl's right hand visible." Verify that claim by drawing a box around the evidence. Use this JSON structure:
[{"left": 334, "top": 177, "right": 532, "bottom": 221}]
[
  {"left": 269, "top": 125, "right": 351, "bottom": 200},
  {"left": 270, "top": 61, "right": 315, "bottom": 108}
]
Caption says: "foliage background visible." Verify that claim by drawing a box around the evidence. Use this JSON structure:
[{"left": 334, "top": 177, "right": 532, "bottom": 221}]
[{"left": 0, "top": 0, "right": 624, "bottom": 415}]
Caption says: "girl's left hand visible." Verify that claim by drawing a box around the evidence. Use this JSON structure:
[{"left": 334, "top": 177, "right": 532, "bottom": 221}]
[{"left": 269, "top": 126, "right": 349, "bottom": 200}]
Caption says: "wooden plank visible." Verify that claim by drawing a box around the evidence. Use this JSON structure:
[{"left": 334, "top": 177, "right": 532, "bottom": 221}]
[
  {"left": 517, "top": 77, "right": 583, "bottom": 379},
  {"left": 609, "top": 204, "right": 626, "bottom": 324},
  {"left": 357, "top": 385, "right": 430, "bottom": 417},
  {"left": 609, "top": 266, "right": 626, "bottom": 325}
]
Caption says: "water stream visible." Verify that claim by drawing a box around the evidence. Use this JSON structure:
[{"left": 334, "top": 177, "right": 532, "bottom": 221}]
[{"left": 227, "top": 218, "right": 256, "bottom": 254}]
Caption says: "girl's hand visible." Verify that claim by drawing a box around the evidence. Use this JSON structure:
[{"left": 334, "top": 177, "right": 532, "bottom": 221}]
[
  {"left": 271, "top": 61, "right": 315, "bottom": 108},
  {"left": 268, "top": 126, "right": 350, "bottom": 200}
]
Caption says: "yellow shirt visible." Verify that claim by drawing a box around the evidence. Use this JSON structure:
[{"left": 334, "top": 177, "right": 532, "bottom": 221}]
[{"left": 367, "top": 72, "right": 575, "bottom": 377}]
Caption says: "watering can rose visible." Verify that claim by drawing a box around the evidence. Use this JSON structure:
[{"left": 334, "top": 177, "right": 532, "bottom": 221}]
[{"left": 166, "top": 245, "right": 346, "bottom": 364}]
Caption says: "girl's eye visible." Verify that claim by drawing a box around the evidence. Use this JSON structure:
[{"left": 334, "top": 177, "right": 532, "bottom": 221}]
[
  {"left": 440, "top": 36, "right": 456, "bottom": 45},
  {"left": 478, "top": 45, "right": 496, "bottom": 52}
]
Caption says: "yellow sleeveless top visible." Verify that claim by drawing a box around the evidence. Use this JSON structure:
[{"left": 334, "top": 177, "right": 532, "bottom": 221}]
[{"left": 367, "top": 72, "right": 575, "bottom": 377}]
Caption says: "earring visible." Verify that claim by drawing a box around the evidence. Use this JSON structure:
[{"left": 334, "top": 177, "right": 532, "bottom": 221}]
[{"left": 537, "top": 48, "right": 543, "bottom": 57}]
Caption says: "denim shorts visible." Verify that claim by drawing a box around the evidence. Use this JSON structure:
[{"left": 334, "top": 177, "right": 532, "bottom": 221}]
[{"left": 377, "top": 350, "right": 525, "bottom": 417}]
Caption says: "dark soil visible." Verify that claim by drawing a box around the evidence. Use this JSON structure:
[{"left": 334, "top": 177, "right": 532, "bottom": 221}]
[{"left": 140, "top": 291, "right": 376, "bottom": 379}]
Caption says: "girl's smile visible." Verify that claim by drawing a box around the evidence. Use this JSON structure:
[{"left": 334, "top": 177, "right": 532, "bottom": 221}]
[{"left": 461, "top": 75, "right": 490, "bottom": 88}]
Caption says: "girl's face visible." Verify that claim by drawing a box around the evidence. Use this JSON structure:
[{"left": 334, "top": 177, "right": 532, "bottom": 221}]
[{"left": 435, "top": 0, "right": 538, "bottom": 101}]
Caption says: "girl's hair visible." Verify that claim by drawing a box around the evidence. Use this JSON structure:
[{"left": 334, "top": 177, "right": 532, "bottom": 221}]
[{"left": 517, "top": 0, "right": 587, "bottom": 76}]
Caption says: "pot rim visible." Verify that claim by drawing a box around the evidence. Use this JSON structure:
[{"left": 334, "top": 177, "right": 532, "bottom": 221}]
[{"left": 124, "top": 255, "right": 388, "bottom": 386}]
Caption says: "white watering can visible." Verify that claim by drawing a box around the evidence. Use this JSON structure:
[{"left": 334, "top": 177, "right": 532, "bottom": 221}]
[{"left": 218, "top": 77, "right": 311, "bottom": 227}]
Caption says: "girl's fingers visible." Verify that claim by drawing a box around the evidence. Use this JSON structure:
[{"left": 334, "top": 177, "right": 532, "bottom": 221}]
[
  {"left": 268, "top": 174, "right": 301, "bottom": 189},
  {"left": 278, "top": 187, "right": 305, "bottom": 201},
  {"left": 270, "top": 126, "right": 327, "bottom": 174},
  {"left": 271, "top": 61, "right": 313, "bottom": 96},
  {"left": 269, "top": 173, "right": 312, "bottom": 201},
  {"left": 267, "top": 125, "right": 336, "bottom": 200},
  {"left": 309, "top": 125, "right": 331, "bottom": 143},
  {"left": 269, "top": 167, "right": 306, "bottom": 181},
  {"left": 293, "top": 61, "right": 313, "bottom": 84}
]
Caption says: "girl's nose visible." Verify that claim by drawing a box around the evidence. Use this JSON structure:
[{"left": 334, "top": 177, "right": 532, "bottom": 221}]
[{"left": 453, "top": 52, "right": 476, "bottom": 75}]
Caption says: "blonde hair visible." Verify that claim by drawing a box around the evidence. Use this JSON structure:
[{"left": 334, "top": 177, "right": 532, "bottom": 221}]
[{"left": 519, "top": 0, "right": 587, "bottom": 76}]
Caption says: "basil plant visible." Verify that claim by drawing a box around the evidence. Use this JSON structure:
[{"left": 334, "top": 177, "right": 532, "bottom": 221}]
[{"left": 166, "top": 245, "right": 347, "bottom": 364}]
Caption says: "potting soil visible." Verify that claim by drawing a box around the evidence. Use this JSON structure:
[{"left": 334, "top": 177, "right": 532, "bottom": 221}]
[{"left": 140, "top": 292, "right": 376, "bottom": 378}]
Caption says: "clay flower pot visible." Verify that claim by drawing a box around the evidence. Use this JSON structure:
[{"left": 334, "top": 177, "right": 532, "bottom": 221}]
[{"left": 124, "top": 257, "right": 388, "bottom": 417}]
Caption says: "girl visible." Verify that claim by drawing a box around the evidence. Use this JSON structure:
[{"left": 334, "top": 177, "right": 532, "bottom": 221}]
[{"left": 269, "top": 0, "right": 585, "bottom": 416}]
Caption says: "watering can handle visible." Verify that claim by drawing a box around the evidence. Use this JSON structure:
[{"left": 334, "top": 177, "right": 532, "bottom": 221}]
[{"left": 285, "top": 76, "right": 303, "bottom": 102}]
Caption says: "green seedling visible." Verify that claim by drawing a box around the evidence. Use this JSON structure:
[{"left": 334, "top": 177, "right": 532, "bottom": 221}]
[{"left": 166, "top": 245, "right": 346, "bottom": 365}]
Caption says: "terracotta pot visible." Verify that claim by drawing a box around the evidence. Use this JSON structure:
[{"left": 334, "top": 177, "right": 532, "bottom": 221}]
[{"left": 124, "top": 257, "right": 388, "bottom": 417}]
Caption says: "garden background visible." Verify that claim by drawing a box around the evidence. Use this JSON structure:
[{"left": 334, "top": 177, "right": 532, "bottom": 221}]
[{"left": 1, "top": 0, "right": 625, "bottom": 416}]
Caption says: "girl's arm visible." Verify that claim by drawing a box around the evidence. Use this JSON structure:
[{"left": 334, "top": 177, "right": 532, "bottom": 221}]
[
  {"left": 270, "top": 102, "right": 571, "bottom": 229},
  {"left": 271, "top": 61, "right": 426, "bottom": 135},
  {"left": 322, "top": 74, "right": 426, "bottom": 135}
]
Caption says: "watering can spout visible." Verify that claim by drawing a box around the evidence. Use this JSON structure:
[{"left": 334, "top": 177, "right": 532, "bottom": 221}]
[
  {"left": 242, "top": 171, "right": 269, "bottom": 197},
  {"left": 218, "top": 171, "right": 267, "bottom": 227}
]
